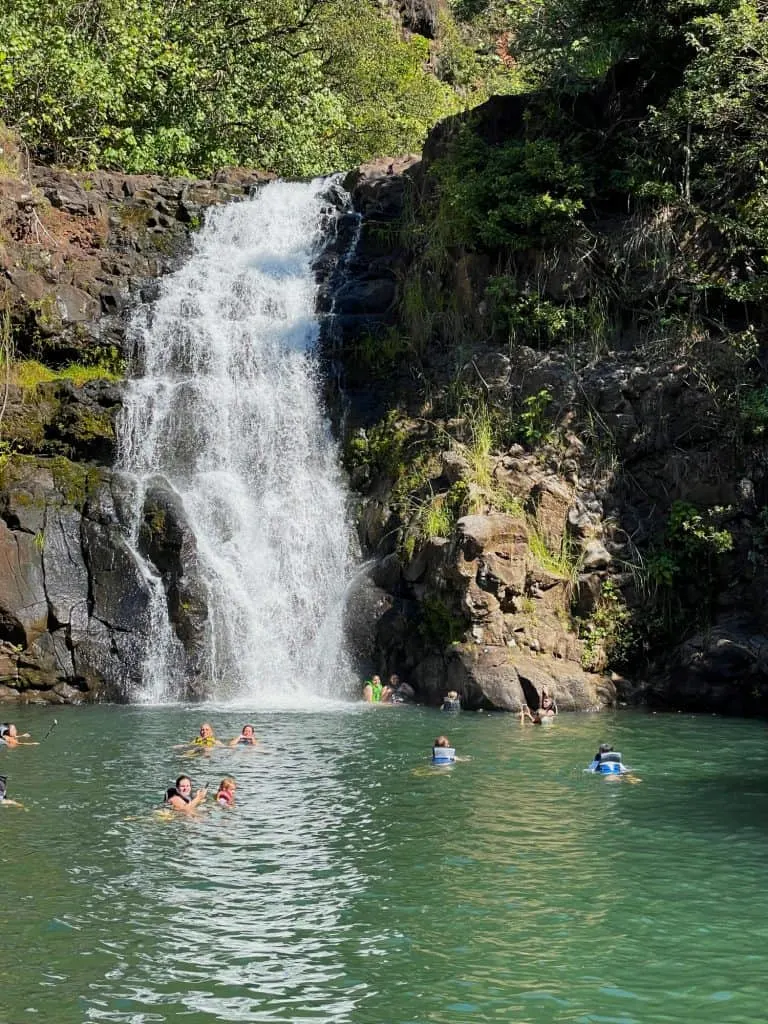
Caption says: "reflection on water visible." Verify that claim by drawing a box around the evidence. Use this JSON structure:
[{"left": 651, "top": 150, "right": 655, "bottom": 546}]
[{"left": 1, "top": 706, "right": 767, "bottom": 1023}]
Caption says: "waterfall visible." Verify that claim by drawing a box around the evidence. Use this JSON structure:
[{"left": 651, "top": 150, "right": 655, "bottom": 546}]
[{"left": 117, "top": 180, "right": 355, "bottom": 705}]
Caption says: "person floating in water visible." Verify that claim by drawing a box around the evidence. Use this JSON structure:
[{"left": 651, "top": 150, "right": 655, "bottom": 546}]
[
  {"left": 174, "top": 723, "right": 223, "bottom": 749},
  {"left": 587, "top": 743, "right": 633, "bottom": 777},
  {"left": 215, "top": 777, "right": 237, "bottom": 807},
  {"left": 164, "top": 774, "right": 208, "bottom": 812},
  {"left": 229, "top": 724, "right": 259, "bottom": 747},
  {"left": 362, "top": 675, "right": 393, "bottom": 703},
  {"left": 432, "top": 735, "right": 456, "bottom": 764},
  {"left": 0, "top": 774, "right": 23, "bottom": 807},
  {"left": 0, "top": 723, "right": 38, "bottom": 747}
]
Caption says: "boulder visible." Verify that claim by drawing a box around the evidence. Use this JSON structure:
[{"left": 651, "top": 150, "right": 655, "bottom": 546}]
[
  {"left": 437, "top": 646, "right": 611, "bottom": 711},
  {"left": 649, "top": 616, "right": 768, "bottom": 715}
]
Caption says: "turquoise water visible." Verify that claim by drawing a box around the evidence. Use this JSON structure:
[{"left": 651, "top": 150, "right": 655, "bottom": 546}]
[{"left": 1, "top": 705, "right": 767, "bottom": 1023}]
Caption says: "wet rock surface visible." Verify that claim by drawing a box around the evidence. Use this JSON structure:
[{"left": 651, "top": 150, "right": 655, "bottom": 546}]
[
  {"left": 332, "top": 133, "right": 768, "bottom": 716},
  {"left": 0, "top": 161, "right": 270, "bottom": 702}
]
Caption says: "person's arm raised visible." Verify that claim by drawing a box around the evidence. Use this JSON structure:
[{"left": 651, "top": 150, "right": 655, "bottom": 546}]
[{"left": 191, "top": 786, "right": 208, "bottom": 808}]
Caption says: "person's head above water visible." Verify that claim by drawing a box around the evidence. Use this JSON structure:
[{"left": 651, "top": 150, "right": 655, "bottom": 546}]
[
  {"left": 216, "top": 777, "right": 236, "bottom": 803},
  {"left": 0, "top": 723, "right": 17, "bottom": 738},
  {"left": 434, "top": 735, "right": 451, "bottom": 748},
  {"left": 240, "top": 725, "right": 255, "bottom": 739},
  {"left": 599, "top": 743, "right": 611, "bottom": 755},
  {"left": 175, "top": 775, "right": 193, "bottom": 796},
  {"left": 199, "top": 723, "right": 214, "bottom": 739}
]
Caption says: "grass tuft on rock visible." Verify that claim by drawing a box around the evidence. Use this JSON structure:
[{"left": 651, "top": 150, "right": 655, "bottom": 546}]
[{"left": 11, "top": 360, "right": 121, "bottom": 388}]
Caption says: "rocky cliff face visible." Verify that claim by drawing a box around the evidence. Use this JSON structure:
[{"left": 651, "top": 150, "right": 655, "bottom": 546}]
[
  {"left": 329, "top": 100, "right": 768, "bottom": 717},
  {"left": 0, "top": 146, "right": 269, "bottom": 702}
]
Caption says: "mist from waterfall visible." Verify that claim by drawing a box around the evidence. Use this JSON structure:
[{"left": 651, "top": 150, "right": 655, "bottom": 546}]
[{"left": 117, "top": 180, "right": 355, "bottom": 705}]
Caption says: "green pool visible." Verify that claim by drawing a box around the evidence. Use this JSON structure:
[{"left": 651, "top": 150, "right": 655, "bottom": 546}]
[{"left": 1, "top": 704, "right": 766, "bottom": 1023}]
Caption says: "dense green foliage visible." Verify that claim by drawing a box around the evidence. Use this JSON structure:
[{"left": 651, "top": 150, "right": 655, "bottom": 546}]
[
  {"left": 0, "top": 0, "right": 458, "bottom": 175},
  {"left": 405, "top": 0, "right": 768, "bottom": 359}
]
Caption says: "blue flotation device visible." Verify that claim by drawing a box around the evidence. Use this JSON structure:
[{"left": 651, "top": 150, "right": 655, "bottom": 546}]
[
  {"left": 432, "top": 746, "right": 456, "bottom": 765},
  {"left": 588, "top": 751, "right": 627, "bottom": 774}
]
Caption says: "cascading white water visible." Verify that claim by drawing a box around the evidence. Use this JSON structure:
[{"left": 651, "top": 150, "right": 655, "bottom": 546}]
[{"left": 118, "top": 180, "right": 355, "bottom": 705}]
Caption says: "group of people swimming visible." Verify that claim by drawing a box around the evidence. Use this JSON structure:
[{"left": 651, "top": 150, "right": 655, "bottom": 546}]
[
  {"left": 163, "top": 722, "right": 260, "bottom": 813},
  {"left": 3, "top": 699, "right": 628, "bottom": 812}
]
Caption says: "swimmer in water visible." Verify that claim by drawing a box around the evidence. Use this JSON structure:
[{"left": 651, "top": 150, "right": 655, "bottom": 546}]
[
  {"left": 164, "top": 774, "right": 208, "bottom": 812},
  {"left": 432, "top": 735, "right": 456, "bottom": 764},
  {"left": 175, "top": 723, "right": 223, "bottom": 749},
  {"left": 0, "top": 723, "right": 37, "bottom": 748},
  {"left": 215, "top": 777, "right": 237, "bottom": 807},
  {"left": 229, "top": 724, "right": 259, "bottom": 747}
]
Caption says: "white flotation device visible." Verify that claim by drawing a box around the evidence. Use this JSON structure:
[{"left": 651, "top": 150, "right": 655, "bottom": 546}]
[{"left": 432, "top": 746, "right": 456, "bottom": 764}]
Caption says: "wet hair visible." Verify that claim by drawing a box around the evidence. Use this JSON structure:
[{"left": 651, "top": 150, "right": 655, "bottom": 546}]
[
  {"left": 175, "top": 775, "right": 192, "bottom": 789},
  {"left": 241, "top": 724, "right": 255, "bottom": 734},
  {"left": 217, "top": 777, "right": 236, "bottom": 791},
  {"left": 599, "top": 743, "right": 611, "bottom": 755},
  {"left": 434, "top": 735, "right": 451, "bottom": 748}
]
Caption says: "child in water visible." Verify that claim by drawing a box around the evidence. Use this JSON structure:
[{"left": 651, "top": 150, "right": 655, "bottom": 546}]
[{"left": 215, "top": 778, "right": 237, "bottom": 807}]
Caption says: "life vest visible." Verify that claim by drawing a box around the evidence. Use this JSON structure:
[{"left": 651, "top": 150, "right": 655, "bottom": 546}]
[
  {"left": 237, "top": 736, "right": 255, "bottom": 745},
  {"left": 432, "top": 746, "right": 456, "bottom": 764},
  {"left": 370, "top": 681, "right": 383, "bottom": 702},
  {"left": 192, "top": 735, "right": 216, "bottom": 747},
  {"left": 165, "top": 787, "right": 191, "bottom": 804},
  {"left": 589, "top": 752, "right": 626, "bottom": 774}
]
